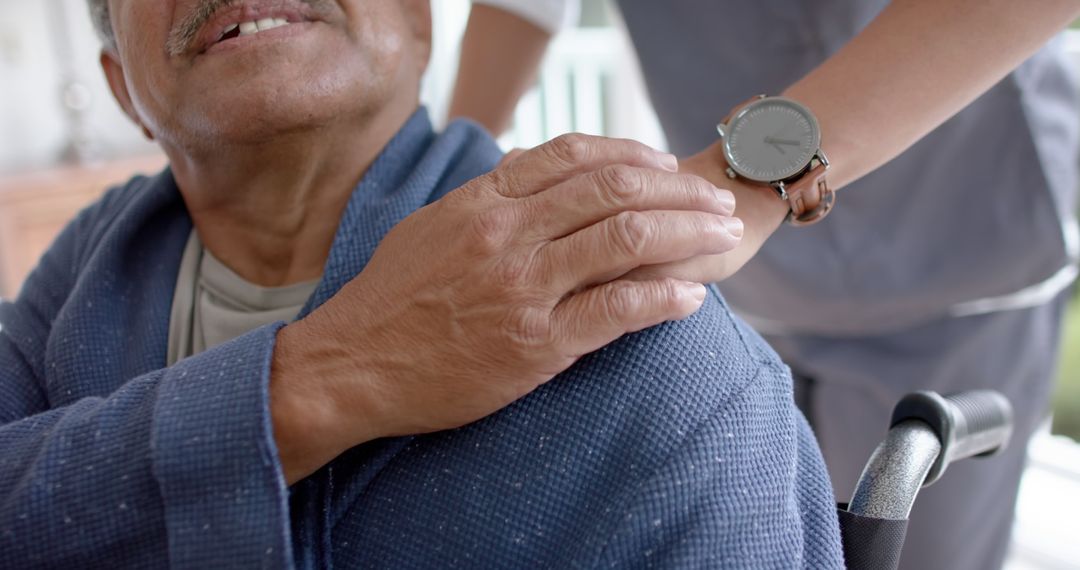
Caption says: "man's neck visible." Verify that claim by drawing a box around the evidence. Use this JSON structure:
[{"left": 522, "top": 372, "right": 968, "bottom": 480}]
[{"left": 166, "top": 104, "right": 417, "bottom": 288}]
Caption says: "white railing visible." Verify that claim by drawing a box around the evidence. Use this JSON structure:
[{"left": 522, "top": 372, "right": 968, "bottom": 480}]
[
  {"left": 422, "top": 0, "right": 666, "bottom": 152},
  {"left": 501, "top": 25, "right": 667, "bottom": 152}
]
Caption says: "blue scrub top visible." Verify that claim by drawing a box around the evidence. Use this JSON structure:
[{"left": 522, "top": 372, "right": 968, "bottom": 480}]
[{"left": 616, "top": 0, "right": 1080, "bottom": 335}]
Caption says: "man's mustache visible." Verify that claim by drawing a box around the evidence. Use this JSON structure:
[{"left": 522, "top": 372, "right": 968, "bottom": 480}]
[{"left": 166, "top": 0, "right": 335, "bottom": 56}]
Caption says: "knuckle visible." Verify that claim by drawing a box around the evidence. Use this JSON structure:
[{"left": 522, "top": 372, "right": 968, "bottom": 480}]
[
  {"left": 611, "top": 211, "right": 652, "bottom": 257},
  {"left": 501, "top": 305, "right": 554, "bottom": 349},
  {"left": 444, "top": 176, "right": 495, "bottom": 207},
  {"left": 703, "top": 215, "right": 734, "bottom": 243},
  {"left": 548, "top": 133, "right": 592, "bottom": 166},
  {"left": 691, "top": 179, "right": 734, "bottom": 214},
  {"left": 597, "top": 164, "right": 642, "bottom": 206},
  {"left": 466, "top": 208, "right": 514, "bottom": 255},
  {"left": 602, "top": 282, "right": 642, "bottom": 322},
  {"left": 634, "top": 142, "right": 660, "bottom": 163},
  {"left": 656, "top": 279, "right": 686, "bottom": 308},
  {"left": 480, "top": 168, "right": 512, "bottom": 198},
  {"left": 684, "top": 175, "right": 715, "bottom": 200}
]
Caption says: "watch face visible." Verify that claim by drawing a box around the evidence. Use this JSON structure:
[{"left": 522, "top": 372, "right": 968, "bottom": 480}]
[{"left": 722, "top": 97, "right": 821, "bottom": 182}]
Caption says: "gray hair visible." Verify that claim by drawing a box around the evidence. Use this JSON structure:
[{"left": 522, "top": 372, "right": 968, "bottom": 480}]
[{"left": 87, "top": 0, "right": 116, "bottom": 51}]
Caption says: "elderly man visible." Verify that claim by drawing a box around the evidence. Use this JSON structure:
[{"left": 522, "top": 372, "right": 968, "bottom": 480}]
[{"left": 0, "top": 0, "right": 843, "bottom": 567}]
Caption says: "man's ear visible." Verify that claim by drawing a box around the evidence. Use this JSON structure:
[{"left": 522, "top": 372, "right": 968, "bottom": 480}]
[
  {"left": 99, "top": 50, "right": 154, "bottom": 141},
  {"left": 402, "top": 0, "right": 432, "bottom": 74}
]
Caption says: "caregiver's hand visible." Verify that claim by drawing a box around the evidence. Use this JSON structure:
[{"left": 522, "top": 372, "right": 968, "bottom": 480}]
[
  {"left": 269, "top": 134, "right": 744, "bottom": 484},
  {"left": 622, "top": 142, "right": 791, "bottom": 284}
]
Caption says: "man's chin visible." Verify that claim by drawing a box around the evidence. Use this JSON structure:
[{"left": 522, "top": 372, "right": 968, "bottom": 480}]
[
  {"left": 194, "top": 108, "right": 340, "bottom": 146},
  {"left": 173, "top": 80, "right": 373, "bottom": 148}
]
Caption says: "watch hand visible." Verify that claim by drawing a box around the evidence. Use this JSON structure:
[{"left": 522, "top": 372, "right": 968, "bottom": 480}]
[
  {"left": 769, "top": 142, "right": 787, "bottom": 155},
  {"left": 764, "top": 137, "right": 801, "bottom": 146}
]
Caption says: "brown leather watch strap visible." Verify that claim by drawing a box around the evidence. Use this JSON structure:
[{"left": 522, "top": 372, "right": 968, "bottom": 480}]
[
  {"left": 719, "top": 94, "right": 836, "bottom": 226},
  {"left": 783, "top": 160, "right": 835, "bottom": 226}
]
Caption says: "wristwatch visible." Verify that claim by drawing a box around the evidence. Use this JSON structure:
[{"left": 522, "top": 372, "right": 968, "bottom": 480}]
[{"left": 716, "top": 95, "right": 835, "bottom": 226}]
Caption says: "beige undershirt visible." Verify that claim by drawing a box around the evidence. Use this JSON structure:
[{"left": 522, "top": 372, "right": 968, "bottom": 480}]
[{"left": 167, "top": 231, "right": 320, "bottom": 366}]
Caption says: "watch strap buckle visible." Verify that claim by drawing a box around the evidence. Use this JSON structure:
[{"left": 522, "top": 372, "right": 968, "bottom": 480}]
[{"left": 785, "top": 159, "right": 835, "bottom": 226}]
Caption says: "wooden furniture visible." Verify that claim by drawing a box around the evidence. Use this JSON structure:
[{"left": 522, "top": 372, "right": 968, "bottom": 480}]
[{"left": 0, "top": 154, "right": 168, "bottom": 299}]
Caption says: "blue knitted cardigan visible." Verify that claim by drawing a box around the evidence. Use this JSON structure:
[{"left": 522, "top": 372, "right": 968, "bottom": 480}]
[{"left": 0, "top": 110, "right": 844, "bottom": 569}]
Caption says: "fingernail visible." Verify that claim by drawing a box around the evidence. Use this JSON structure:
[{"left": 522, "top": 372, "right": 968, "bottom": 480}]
[
  {"left": 716, "top": 189, "right": 736, "bottom": 212},
  {"left": 657, "top": 153, "right": 679, "bottom": 172},
  {"left": 687, "top": 283, "right": 707, "bottom": 302},
  {"left": 723, "top": 217, "right": 744, "bottom": 238}
]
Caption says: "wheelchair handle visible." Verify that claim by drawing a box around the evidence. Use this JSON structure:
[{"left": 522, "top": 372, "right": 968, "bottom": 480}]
[
  {"left": 846, "top": 390, "right": 1013, "bottom": 520},
  {"left": 891, "top": 390, "right": 1013, "bottom": 485}
]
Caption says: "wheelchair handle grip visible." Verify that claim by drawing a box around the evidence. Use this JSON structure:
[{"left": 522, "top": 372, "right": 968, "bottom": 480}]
[
  {"left": 846, "top": 390, "right": 1014, "bottom": 521},
  {"left": 890, "top": 390, "right": 1013, "bottom": 486}
]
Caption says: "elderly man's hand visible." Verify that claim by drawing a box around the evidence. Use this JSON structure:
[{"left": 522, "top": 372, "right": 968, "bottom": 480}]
[
  {"left": 620, "top": 144, "right": 791, "bottom": 285},
  {"left": 269, "top": 134, "right": 743, "bottom": 483}
]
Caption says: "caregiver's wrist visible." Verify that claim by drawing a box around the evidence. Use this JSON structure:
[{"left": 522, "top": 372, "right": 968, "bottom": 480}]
[{"left": 688, "top": 143, "right": 789, "bottom": 230}]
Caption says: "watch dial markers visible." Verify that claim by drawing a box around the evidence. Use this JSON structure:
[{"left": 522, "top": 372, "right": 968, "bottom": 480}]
[{"left": 725, "top": 99, "right": 819, "bottom": 182}]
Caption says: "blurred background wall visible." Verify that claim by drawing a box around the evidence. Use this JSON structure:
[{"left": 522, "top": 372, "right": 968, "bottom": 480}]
[
  {"left": 0, "top": 0, "right": 157, "bottom": 171},
  {"left": 0, "top": 1, "right": 1078, "bottom": 566}
]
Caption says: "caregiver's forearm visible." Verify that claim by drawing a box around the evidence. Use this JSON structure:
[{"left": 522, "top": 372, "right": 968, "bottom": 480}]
[
  {"left": 683, "top": 0, "right": 1080, "bottom": 281},
  {"left": 450, "top": 0, "right": 1080, "bottom": 286},
  {"left": 781, "top": 0, "right": 1080, "bottom": 190},
  {"left": 448, "top": 4, "right": 554, "bottom": 135}
]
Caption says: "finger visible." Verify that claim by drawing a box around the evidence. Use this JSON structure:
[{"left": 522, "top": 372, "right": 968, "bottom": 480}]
[
  {"left": 497, "top": 148, "right": 526, "bottom": 169},
  {"left": 539, "top": 210, "right": 743, "bottom": 293},
  {"left": 483, "top": 133, "right": 678, "bottom": 199},
  {"left": 621, "top": 254, "right": 739, "bottom": 284},
  {"left": 551, "top": 278, "right": 707, "bottom": 356},
  {"left": 518, "top": 165, "right": 736, "bottom": 241}
]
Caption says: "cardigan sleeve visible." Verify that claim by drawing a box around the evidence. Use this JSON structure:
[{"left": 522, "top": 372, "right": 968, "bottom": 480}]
[{"left": 0, "top": 203, "right": 295, "bottom": 568}]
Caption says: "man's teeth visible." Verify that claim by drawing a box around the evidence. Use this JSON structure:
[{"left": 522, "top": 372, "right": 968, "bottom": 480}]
[{"left": 228, "top": 18, "right": 289, "bottom": 38}]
